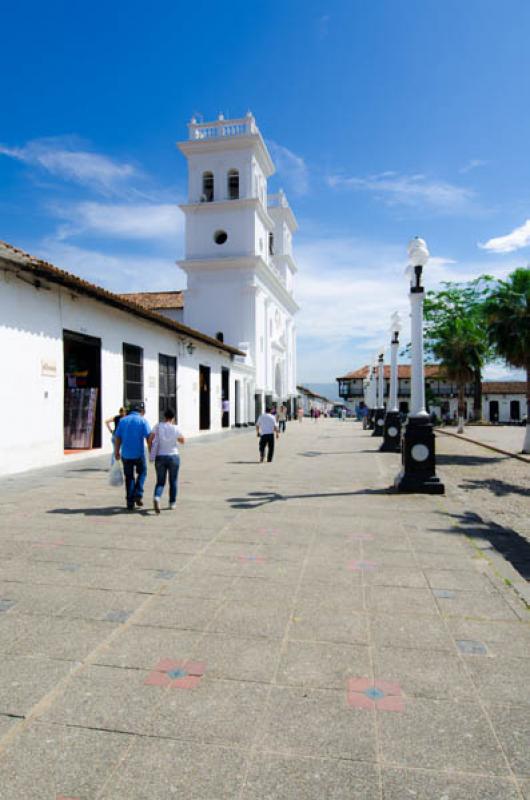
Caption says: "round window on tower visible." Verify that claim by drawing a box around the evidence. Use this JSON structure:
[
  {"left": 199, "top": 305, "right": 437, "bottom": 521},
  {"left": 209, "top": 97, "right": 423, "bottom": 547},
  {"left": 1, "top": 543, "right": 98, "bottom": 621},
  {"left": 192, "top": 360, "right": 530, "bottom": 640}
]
[{"left": 213, "top": 230, "right": 228, "bottom": 245}]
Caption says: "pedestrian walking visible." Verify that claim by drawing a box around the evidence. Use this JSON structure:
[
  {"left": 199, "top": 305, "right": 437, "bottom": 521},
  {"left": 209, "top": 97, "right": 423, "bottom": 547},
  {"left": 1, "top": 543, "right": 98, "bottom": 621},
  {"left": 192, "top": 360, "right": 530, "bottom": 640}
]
[
  {"left": 148, "top": 408, "right": 185, "bottom": 514},
  {"left": 277, "top": 403, "right": 287, "bottom": 433},
  {"left": 114, "top": 403, "right": 151, "bottom": 511},
  {"left": 297, "top": 407, "right": 304, "bottom": 423},
  {"left": 256, "top": 407, "right": 279, "bottom": 463}
]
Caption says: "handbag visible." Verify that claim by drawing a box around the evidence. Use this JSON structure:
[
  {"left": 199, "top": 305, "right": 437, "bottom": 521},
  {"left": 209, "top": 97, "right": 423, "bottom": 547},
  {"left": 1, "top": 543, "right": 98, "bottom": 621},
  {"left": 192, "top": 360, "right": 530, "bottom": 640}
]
[{"left": 108, "top": 460, "right": 123, "bottom": 487}]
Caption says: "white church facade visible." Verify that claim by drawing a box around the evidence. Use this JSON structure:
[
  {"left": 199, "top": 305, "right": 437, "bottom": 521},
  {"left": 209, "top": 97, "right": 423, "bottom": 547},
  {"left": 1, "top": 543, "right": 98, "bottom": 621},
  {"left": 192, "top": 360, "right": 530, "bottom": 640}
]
[
  {"left": 0, "top": 113, "right": 300, "bottom": 476},
  {"left": 177, "top": 113, "right": 299, "bottom": 420}
]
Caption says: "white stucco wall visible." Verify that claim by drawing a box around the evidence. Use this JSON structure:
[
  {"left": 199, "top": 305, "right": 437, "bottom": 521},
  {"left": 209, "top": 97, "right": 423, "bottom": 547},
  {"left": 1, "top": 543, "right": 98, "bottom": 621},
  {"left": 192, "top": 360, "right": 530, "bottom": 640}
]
[
  {"left": 482, "top": 393, "right": 526, "bottom": 422},
  {"left": 0, "top": 269, "right": 249, "bottom": 476}
]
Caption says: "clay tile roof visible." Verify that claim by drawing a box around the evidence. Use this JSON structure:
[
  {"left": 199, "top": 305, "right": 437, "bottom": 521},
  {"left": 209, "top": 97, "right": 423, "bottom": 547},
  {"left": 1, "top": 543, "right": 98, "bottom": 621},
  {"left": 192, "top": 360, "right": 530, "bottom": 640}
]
[
  {"left": 336, "top": 364, "right": 443, "bottom": 381},
  {"left": 0, "top": 241, "right": 244, "bottom": 356},
  {"left": 120, "top": 291, "right": 184, "bottom": 310},
  {"left": 482, "top": 381, "right": 527, "bottom": 394}
]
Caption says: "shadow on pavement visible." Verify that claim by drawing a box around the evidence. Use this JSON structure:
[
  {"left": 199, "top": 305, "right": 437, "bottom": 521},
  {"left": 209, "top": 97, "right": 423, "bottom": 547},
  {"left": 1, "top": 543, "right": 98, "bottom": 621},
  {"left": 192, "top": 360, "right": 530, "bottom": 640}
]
[
  {"left": 436, "top": 454, "right": 505, "bottom": 466},
  {"left": 434, "top": 510, "right": 530, "bottom": 580},
  {"left": 298, "top": 451, "right": 362, "bottom": 457},
  {"left": 459, "top": 478, "right": 530, "bottom": 498},
  {"left": 47, "top": 506, "right": 150, "bottom": 517},
  {"left": 227, "top": 487, "right": 392, "bottom": 509}
]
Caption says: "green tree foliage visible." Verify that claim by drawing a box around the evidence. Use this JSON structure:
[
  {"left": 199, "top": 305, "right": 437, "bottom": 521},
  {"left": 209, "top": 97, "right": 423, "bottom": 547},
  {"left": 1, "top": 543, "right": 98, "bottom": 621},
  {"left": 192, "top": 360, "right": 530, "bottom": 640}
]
[
  {"left": 483, "top": 268, "right": 530, "bottom": 452},
  {"left": 423, "top": 277, "right": 494, "bottom": 423}
]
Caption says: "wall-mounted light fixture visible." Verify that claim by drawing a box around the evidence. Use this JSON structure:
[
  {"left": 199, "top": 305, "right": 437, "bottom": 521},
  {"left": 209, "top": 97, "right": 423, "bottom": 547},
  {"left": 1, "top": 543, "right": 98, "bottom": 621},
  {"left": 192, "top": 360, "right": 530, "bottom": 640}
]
[{"left": 187, "top": 342, "right": 196, "bottom": 355}]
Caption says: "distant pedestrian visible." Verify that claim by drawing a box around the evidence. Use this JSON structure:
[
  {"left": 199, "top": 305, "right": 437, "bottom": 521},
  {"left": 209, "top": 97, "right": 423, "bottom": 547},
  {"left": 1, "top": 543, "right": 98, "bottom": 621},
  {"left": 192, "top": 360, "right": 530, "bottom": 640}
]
[
  {"left": 360, "top": 404, "right": 370, "bottom": 430},
  {"left": 256, "top": 407, "right": 279, "bottom": 463},
  {"left": 297, "top": 407, "right": 304, "bottom": 423},
  {"left": 105, "top": 407, "right": 125, "bottom": 464},
  {"left": 114, "top": 403, "right": 151, "bottom": 511},
  {"left": 278, "top": 404, "right": 287, "bottom": 433},
  {"left": 148, "top": 408, "right": 185, "bottom": 514},
  {"left": 222, "top": 397, "right": 229, "bottom": 427},
  {"left": 341, "top": 407, "right": 347, "bottom": 421},
  {"left": 314, "top": 408, "right": 320, "bottom": 422}
]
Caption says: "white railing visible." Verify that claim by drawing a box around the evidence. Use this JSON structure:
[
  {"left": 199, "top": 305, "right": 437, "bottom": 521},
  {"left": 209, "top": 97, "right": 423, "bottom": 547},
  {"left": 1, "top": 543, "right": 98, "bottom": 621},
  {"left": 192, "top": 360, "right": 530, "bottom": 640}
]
[{"left": 189, "top": 115, "right": 257, "bottom": 141}]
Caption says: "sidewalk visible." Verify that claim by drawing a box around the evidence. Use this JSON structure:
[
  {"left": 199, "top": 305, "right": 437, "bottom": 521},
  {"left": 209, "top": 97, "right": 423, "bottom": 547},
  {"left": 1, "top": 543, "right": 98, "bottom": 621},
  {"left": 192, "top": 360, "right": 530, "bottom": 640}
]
[{"left": 0, "top": 420, "right": 528, "bottom": 799}]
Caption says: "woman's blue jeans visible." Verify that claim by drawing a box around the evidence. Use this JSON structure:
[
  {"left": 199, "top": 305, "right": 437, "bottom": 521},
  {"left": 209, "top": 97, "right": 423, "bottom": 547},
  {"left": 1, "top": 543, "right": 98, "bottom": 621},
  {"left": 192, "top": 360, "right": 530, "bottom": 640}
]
[{"left": 154, "top": 454, "right": 180, "bottom": 503}]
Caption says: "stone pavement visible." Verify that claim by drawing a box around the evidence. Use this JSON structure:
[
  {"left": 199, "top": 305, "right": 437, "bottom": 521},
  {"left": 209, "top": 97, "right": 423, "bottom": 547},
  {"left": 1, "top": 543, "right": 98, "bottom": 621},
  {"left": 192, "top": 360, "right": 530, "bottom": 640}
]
[
  {"left": 0, "top": 419, "right": 528, "bottom": 799},
  {"left": 437, "top": 424, "right": 529, "bottom": 460}
]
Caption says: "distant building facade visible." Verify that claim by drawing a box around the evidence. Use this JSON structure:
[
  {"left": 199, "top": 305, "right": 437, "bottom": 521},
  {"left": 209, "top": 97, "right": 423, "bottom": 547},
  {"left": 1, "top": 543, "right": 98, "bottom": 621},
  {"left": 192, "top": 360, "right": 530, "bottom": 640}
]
[{"left": 337, "top": 365, "right": 527, "bottom": 423}]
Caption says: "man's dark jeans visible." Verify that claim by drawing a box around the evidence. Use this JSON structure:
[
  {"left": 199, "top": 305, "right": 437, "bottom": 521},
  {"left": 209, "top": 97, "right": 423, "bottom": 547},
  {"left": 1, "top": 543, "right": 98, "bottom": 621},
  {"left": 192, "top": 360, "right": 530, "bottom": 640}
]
[
  {"left": 154, "top": 454, "right": 180, "bottom": 504},
  {"left": 259, "top": 433, "right": 275, "bottom": 462},
  {"left": 122, "top": 457, "right": 147, "bottom": 508}
]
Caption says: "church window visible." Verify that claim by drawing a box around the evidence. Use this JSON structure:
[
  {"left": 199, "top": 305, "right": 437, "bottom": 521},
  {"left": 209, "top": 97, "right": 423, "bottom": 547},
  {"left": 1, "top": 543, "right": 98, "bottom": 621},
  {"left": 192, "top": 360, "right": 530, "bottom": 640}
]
[
  {"left": 213, "top": 230, "right": 228, "bottom": 245},
  {"left": 202, "top": 172, "right": 214, "bottom": 202},
  {"left": 268, "top": 232, "right": 274, "bottom": 256},
  {"left": 227, "top": 169, "right": 239, "bottom": 200}
]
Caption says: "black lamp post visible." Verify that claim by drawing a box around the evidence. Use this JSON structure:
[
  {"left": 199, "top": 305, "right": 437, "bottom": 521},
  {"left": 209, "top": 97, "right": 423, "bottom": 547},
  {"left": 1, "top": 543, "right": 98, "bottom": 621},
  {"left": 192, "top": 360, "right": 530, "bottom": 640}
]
[{"left": 395, "top": 238, "right": 444, "bottom": 494}]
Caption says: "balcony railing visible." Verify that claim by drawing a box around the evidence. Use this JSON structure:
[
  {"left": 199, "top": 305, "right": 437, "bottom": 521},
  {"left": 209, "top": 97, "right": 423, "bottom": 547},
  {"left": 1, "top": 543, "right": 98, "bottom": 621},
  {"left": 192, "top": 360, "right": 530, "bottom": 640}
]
[{"left": 189, "top": 115, "right": 258, "bottom": 141}]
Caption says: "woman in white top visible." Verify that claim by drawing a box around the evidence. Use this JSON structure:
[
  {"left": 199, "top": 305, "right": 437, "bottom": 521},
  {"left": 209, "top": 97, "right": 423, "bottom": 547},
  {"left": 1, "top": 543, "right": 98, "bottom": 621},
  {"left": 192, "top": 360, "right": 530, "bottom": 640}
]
[{"left": 147, "top": 408, "right": 185, "bottom": 514}]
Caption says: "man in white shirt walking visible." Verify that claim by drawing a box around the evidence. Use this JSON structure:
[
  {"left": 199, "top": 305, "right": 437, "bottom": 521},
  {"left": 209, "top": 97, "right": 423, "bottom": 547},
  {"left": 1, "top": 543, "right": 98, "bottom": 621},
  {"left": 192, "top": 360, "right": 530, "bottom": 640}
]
[{"left": 256, "top": 407, "right": 280, "bottom": 463}]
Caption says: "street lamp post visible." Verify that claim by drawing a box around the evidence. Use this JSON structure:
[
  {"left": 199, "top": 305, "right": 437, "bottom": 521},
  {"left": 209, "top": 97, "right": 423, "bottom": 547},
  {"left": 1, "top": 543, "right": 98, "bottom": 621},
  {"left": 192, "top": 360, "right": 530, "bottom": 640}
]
[
  {"left": 372, "top": 348, "right": 385, "bottom": 436},
  {"left": 395, "top": 238, "right": 444, "bottom": 493},
  {"left": 366, "top": 360, "right": 377, "bottom": 430},
  {"left": 380, "top": 312, "right": 402, "bottom": 452}
]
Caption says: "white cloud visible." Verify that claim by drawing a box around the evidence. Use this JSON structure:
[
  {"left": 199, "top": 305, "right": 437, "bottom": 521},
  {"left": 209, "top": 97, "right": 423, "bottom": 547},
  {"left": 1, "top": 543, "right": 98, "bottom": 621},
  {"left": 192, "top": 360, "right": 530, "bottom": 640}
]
[
  {"left": 0, "top": 137, "right": 137, "bottom": 194},
  {"left": 479, "top": 218, "right": 530, "bottom": 253},
  {"left": 295, "top": 235, "right": 521, "bottom": 382},
  {"left": 327, "top": 172, "right": 475, "bottom": 214},
  {"left": 53, "top": 201, "right": 184, "bottom": 242},
  {"left": 459, "top": 159, "right": 487, "bottom": 174},
  {"left": 38, "top": 239, "right": 186, "bottom": 294},
  {"left": 483, "top": 363, "right": 526, "bottom": 381},
  {"left": 267, "top": 141, "right": 309, "bottom": 195}
]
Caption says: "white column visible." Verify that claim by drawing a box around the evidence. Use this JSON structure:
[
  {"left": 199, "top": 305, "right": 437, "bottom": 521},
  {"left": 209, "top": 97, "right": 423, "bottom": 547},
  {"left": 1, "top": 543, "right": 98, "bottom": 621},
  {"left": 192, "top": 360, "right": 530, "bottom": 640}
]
[
  {"left": 410, "top": 289, "right": 428, "bottom": 417},
  {"left": 377, "top": 356, "right": 384, "bottom": 407},
  {"left": 390, "top": 334, "right": 399, "bottom": 412}
]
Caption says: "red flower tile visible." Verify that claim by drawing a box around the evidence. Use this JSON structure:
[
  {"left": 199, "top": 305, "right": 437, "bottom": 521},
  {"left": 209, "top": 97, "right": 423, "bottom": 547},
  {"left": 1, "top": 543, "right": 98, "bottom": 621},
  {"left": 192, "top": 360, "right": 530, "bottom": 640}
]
[
  {"left": 347, "top": 560, "right": 377, "bottom": 572},
  {"left": 237, "top": 555, "right": 266, "bottom": 564},
  {"left": 347, "top": 677, "right": 404, "bottom": 712},
  {"left": 144, "top": 659, "right": 206, "bottom": 689}
]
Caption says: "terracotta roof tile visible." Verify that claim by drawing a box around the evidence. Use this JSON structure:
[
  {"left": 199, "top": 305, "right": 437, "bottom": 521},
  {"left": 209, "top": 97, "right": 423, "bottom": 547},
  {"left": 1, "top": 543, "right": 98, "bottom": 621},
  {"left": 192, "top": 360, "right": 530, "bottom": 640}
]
[
  {"left": 337, "top": 364, "right": 443, "bottom": 380},
  {"left": 120, "top": 291, "right": 184, "bottom": 310},
  {"left": 482, "top": 381, "right": 527, "bottom": 394}
]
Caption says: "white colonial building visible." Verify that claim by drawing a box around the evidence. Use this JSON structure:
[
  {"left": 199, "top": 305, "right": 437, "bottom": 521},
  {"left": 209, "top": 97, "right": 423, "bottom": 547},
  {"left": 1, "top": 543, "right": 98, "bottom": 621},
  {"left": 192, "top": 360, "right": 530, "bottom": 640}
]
[{"left": 176, "top": 113, "right": 299, "bottom": 420}]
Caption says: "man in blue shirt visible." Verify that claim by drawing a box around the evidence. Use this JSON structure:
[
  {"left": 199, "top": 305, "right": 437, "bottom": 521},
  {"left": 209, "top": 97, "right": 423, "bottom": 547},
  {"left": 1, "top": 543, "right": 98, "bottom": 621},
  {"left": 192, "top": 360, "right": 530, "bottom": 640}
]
[{"left": 114, "top": 403, "right": 151, "bottom": 510}]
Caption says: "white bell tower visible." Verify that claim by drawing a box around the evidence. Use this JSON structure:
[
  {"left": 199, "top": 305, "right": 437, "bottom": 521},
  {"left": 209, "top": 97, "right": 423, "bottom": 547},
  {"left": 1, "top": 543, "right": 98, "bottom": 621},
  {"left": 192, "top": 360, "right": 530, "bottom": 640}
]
[{"left": 177, "top": 112, "right": 299, "bottom": 419}]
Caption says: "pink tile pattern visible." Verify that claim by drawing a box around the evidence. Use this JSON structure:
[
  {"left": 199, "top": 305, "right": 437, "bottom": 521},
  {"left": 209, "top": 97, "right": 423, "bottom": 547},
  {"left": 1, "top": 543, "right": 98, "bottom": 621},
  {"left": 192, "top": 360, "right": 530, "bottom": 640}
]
[
  {"left": 237, "top": 555, "right": 266, "bottom": 564},
  {"left": 144, "top": 659, "right": 206, "bottom": 689},
  {"left": 347, "top": 560, "right": 378, "bottom": 572},
  {"left": 347, "top": 677, "right": 404, "bottom": 712}
]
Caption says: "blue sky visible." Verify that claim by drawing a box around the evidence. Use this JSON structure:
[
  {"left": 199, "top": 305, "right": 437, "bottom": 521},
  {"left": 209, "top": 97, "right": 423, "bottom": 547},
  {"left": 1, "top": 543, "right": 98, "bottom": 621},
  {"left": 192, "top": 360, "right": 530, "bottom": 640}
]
[{"left": 1, "top": 0, "right": 529, "bottom": 382}]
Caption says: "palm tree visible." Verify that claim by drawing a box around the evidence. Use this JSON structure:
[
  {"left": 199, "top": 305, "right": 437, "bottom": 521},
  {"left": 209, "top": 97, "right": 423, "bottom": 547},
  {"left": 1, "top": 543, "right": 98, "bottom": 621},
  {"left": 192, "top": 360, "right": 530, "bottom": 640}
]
[
  {"left": 431, "top": 316, "right": 487, "bottom": 433},
  {"left": 483, "top": 268, "right": 530, "bottom": 453}
]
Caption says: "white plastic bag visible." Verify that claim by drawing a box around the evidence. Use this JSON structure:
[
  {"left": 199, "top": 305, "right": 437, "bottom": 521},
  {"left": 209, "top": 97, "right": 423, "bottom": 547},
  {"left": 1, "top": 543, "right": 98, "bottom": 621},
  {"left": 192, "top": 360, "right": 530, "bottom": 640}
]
[{"left": 108, "top": 460, "right": 123, "bottom": 487}]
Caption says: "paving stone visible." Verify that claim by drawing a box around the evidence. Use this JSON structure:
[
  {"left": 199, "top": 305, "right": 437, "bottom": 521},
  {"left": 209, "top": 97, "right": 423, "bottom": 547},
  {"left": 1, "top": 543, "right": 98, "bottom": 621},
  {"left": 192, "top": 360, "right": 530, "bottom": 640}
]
[
  {"left": 163, "top": 572, "right": 236, "bottom": 599},
  {"left": 290, "top": 601, "right": 368, "bottom": 645},
  {"left": 456, "top": 638, "right": 488, "bottom": 655},
  {"left": 370, "top": 612, "right": 454, "bottom": 652},
  {"left": 0, "top": 714, "right": 18, "bottom": 737},
  {"left": 133, "top": 594, "right": 224, "bottom": 630},
  {"left": 382, "top": 767, "right": 521, "bottom": 799},
  {"left": 378, "top": 697, "right": 509, "bottom": 774},
  {"left": 0, "top": 655, "right": 76, "bottom": 716},
  {"left": 152, "top": 677, "right": 269, "bottom": 746},
  {"left": 365, "top": 586, "right": 439, "bottom": 615},
  {"left": 434, "top": 590, "right": 520, "bottom": 621},
  {"left": 425, "top": 568, "right": 495, "bottom": 592},
  {"left": 276, "top": 640, "right": 370, "bottom": 689},
  {"left": 490, "top": 704, "right": 530, "bottom": 775},
  {"left": 101, "top": 737, "right": 247, "bottom": 799},
  {"left": 365, "top": 566, "right": 428, "bottom": 588},
  {"left": 374, "top": 646, "right": 477, "bottom": 700},
  {"left": 9, "top": 616, "right": 119, "bottom": 660},
  {"left": 41, "top": 665, "right": 161, "bottom": 735},
  {"left": 243, "top": 753, "right": 380, "bottom": 799},
  {"left": 190, "top": 632, "right": 282, "bottom": 683},
  {"left": 257, "top": 686, "right": 377, "bottom": 761},
  {"left": 466, "top": 655, "right": 530, "bottom": 706},
  {"left": 93, "top": 625, "right": 199, "bottom": 669},
  {"left": 208, "top": 598, "right": 292, "bottom": 639},
  {"left": 0, "top": 722, "right": 131, "bottom": 800},
  {"left": 445, "top": 618, "right": 530, "bottom": 659}
]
